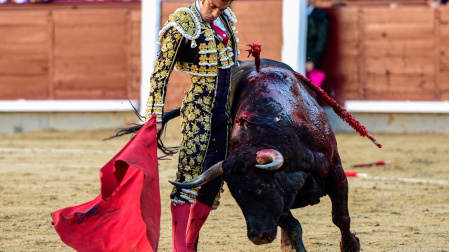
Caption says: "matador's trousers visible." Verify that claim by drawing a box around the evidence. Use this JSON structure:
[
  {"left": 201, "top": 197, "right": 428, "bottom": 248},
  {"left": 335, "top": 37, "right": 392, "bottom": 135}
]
[{"left": 171, "top": 68, "right": 232, "bottom": 208}]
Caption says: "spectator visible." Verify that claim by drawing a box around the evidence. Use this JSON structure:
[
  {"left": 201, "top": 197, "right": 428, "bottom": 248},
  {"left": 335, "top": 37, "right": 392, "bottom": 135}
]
[{"left": 306, "top": 0, "right": 329, "bottom": 88}]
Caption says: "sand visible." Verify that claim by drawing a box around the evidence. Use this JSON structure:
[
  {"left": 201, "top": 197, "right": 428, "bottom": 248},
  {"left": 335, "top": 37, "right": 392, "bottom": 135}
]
[{"left": 1, "top": 118, "right": 448, "bottom": 251}]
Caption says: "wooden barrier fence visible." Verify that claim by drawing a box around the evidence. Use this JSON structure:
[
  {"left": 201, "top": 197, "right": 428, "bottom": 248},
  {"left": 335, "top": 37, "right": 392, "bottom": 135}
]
[{"left": 1, "top": 2, "right": 448, "bottom": 109}]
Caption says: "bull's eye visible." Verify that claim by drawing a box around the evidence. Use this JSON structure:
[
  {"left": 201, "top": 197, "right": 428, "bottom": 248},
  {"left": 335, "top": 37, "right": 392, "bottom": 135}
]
[{"left": 255, "top": 183, "right": 266, "bottom": 195}]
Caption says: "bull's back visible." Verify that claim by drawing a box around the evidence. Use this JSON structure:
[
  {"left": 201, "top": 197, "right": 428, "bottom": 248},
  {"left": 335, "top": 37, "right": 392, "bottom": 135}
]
[{"left": 232, "top": 59, "right": 336, "bottom": 152}]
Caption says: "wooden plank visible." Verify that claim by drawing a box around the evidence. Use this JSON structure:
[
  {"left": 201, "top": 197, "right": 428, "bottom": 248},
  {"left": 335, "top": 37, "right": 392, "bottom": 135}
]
[
  {"left": 341, "top": 90, "right": 362, "bottom": 101},
  {"left": 232, "top": 1, "right": 283, "bottom": 61},
  {"left": 53, "top": 9, "right": 128, "bottom": 26},
  {"left": 338, "top": 41, "right": 360, "bottom": 57},
  {"left": 54, "top": 72, "right": 127, "bottom": 91},
  {"left": 365, "top": 91, "right": 435, "bottom": 101},
  {"left": 365, "top": 57, "right": 435, "bottom": 75},
  {"left": 127, "top": 74, "right": 141, "bottom": 101},
  {"left": 440, "top": 24, "right": 449, "bottom": 37},
  {"left": 0, "top": 88, "right": 49, "bottom": 100},
  {"left": 0, "top": 25, "right": 49, "bottom": 43},
  {"left": 439, "top": 6, "right": 449, "bottom": 23},
  {"left": 54, "top": 42, "right": 127, "bottom": 57},
  {"left": 0, "top": 11, "right": 49, "bottom": 25},
  {"left": 365, "top": 73, "right": 435, "bottom": 92},
  {"left": 130, "top": 9, "right": 141, "bottom": 23},
  {"left": 440, "top": 52, "right": 449, "bottom": 71},
  {"left": 341, "top": 89, "right": 363, "bottom": 102},
  {"left": 364, "top": 23, "right": 434, "bottom": 40},
  {"left": 54, "top": 56, "right": 126, "bottom": 74},
  {"left": 439, "top": 72, "right": 449, "bottom": 91},
  {"left": 363, "top": 7, "right": 433, "bottom": 23},
  {"left": 341, "top": 85, "right": 363, "bottom": 98},
  {"left": 440, "top": 92, "right": 449, "bottom": 101},
  {"left": 0, "top": 75, "right": 49, "bottom": 89},
  {"left": 339, "top": 91, "right": 363, "bottom": 101},
  {"left": 338, "top": 24, "right": 360, "bottom": 42},
  {"left": 0, "top": 57, "right": 49, "bottom": 75},
  {"left": 128, "top": 56, "right": 141, "bottom": 84},
  {"left": 55, "top": 24, "right": 127, "bottom": 43},
  {"left": 128, "top": 11, "right": 141, "bottom": 100},
  {"left": 129, "top": 36, "right": 141, "bottom": 55},
  {"left": 337, "top": 57, "right": 360, "bottom": 74},
  {"left": 48, "top": 10, "right": 55, "bottom": 99},
  {"left": 0, "top": 43, "right": 48, "bottom": 56},
  {"left": 340, "top": 73, "right": 360, "bottom": 87},
  {"left": 440, "top": 66, "right": 449, "bottom": 100},
  {"left": 53, "top": 89, "right": 127, "bottom": 100},
  {"left": 332, "top": 7, "right": 359, "bottom": 24},
  {"left": 129, "top": 10, "right": 141, "bottom": 56},
  {"left": 364, "top": 39, "right": 435, "bottom": 57},
  {"left": 438, "top": 38, "right": 449, "bottom": 71},
  {"left": 0, "top": 75, "right": 49, "bottom": 99}
]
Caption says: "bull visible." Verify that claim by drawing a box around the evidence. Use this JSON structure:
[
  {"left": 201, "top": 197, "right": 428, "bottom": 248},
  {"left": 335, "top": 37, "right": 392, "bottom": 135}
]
[{"left": 170, "top": 59, "right": 362, "bottom": 252}]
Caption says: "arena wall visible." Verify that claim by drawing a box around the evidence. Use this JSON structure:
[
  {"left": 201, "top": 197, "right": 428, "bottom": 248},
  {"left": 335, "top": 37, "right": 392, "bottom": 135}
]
[
  {"left": 1, "top": 1, "right": 449, "bottom": 133},
  {"left": 0, "top": 2, "right": 141, "bottom": 101}
]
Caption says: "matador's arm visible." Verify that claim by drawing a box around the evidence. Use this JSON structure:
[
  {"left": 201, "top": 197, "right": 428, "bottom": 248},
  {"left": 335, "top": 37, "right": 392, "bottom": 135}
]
[{"left": 146, "top": 27, "right": 185, "bottom": 123}]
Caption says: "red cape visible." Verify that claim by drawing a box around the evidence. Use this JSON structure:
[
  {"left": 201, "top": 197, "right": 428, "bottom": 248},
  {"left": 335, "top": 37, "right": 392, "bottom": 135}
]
[{"left": 51, "top": 117, "right": 160, "bottom": 252}]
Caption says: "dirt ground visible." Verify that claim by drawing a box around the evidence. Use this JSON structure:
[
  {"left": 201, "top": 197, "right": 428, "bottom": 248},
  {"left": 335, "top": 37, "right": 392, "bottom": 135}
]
[{"left": 1, "top": 117, "right": 448, "bottom": 251}]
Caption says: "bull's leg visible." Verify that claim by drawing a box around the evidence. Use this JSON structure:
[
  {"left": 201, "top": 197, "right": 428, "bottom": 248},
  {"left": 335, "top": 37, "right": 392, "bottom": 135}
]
[
  {"left": 327, "top": 164, "right": 361, "bottom": 252},
  {"left": 278, "top": 211, "right": 307, "bottom": 252}
]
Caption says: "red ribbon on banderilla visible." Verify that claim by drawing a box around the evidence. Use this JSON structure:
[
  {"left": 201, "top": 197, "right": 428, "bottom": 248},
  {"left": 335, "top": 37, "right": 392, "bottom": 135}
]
[
  {"left": 352, "top": 160, "right": 391, "bottom": 168},
  {"left": 346, "top": 160, "right": 390, "bottom": 178}
]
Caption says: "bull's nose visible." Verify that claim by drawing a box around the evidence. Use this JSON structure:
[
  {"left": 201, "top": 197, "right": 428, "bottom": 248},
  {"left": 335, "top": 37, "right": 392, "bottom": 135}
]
[{"left": 248, "top": 231, "right": 276, "bottom": 245}]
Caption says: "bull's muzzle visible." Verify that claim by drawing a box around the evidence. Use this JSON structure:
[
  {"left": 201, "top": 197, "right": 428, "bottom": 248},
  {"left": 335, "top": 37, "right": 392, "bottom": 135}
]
[
  {"left": 169, "top": 161, "right": 224, "bottom": 189},
  {"left": 255, "top": 149, "right": 284, "bottom": 170}
]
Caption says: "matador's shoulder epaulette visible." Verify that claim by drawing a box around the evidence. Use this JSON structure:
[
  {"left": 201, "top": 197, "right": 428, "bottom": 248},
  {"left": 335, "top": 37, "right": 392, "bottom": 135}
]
[
  {"left": 224, "top": 7, "right": 237, "bottom": 24},
  {"left": 158, "top": 7, "right": 201, "bottom": 48}
]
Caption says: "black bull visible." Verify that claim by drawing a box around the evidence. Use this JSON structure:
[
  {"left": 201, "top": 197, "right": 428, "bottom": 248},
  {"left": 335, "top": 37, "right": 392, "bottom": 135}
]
[
  {"left": 113, "top": 59, "right": 361, "bottom": 251},
  {"left": 170, "top": 59, "right": 361, "bottom": 252}
]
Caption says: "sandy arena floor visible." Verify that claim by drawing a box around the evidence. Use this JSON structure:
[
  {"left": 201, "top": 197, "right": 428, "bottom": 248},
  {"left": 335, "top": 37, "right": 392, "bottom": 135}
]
[{"left": 1, "top": 118, "right": 448, "bottom": 251}]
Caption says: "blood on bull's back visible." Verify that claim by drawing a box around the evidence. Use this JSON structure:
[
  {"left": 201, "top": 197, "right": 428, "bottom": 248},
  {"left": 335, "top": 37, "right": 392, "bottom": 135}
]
[{"left": 230, "top": 59, "right": 337, "bottom": 166}]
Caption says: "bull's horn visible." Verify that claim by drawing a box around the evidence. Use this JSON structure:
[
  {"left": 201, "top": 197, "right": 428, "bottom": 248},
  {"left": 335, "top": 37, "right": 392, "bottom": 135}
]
[
  {"left": 255, "top": 149, "right": 284, "bottom": 170},
  {"left": 169, "top": 161, "right": 224, "bottom": 189}
]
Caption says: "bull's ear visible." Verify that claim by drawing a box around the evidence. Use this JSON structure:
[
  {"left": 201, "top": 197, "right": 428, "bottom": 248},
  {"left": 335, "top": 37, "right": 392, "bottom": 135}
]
[
  {"left": 278, "top": 171, "right": 307, "bottom": 215},
  {"left": 275, "top": 171, "right": 307, "bottom": 191},
  {"left": 285, "top": 171, "right": 306, "bottom": 191}
]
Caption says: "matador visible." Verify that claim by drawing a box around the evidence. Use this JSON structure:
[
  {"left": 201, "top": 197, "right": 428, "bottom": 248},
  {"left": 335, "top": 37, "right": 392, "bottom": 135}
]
[{"left": 145, "top": 0, "right": 239, "bottom": 251}]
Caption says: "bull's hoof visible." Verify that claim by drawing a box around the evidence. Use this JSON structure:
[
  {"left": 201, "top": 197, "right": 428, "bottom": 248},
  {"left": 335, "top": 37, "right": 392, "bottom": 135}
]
[
  {"left": 340, "top": 233, "right": 360, "bottom": 252},
  {"left": 281, "top": 244, "right": 295, "bottom": 252},
  {"left": 281, "top": 239, "right": 307, "bottom": 252},
  {"left": 281, "top": 244, "right": 307, "bottom": 252}
]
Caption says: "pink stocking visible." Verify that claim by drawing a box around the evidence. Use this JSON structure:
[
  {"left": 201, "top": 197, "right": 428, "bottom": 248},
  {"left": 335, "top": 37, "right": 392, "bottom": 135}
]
[
  {"left": 171, "top": 202, "right": 191, "bottom": 252},
  {"left": 186, "top": 201, "right": 212, "bottom": 252}
]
